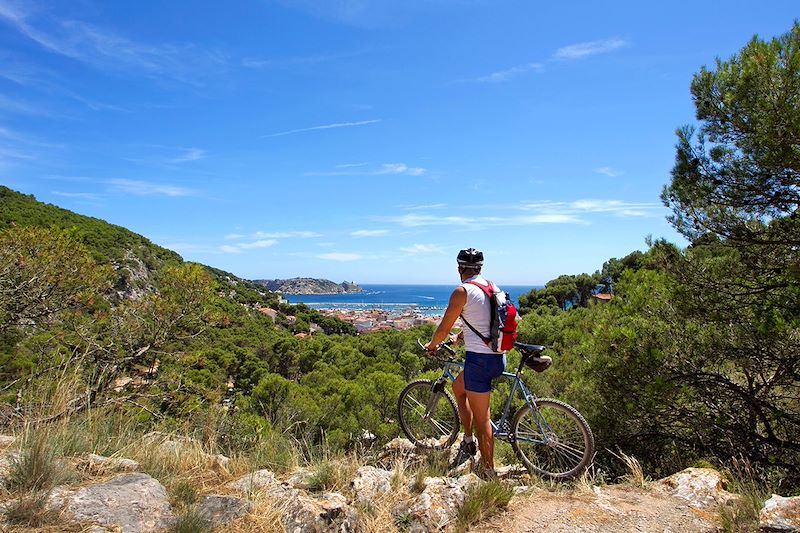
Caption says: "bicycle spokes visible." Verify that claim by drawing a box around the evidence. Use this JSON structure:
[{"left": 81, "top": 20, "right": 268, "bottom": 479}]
[{"left": 511, "top": 399, "right": 594, "bottom": 480}]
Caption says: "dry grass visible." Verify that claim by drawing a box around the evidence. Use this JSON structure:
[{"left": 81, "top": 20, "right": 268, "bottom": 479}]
[
  {"left": 609, "top": 450, "right": 647, "bottom": 488},
  {"left": 224, "top": 491, "right": 289, "bottom": 533},
  {"left": 717, "top": 458, "right": 770, "bottom": 533},
  {"left": 455, "top": 479, "right": 514, "bottom": 530}
]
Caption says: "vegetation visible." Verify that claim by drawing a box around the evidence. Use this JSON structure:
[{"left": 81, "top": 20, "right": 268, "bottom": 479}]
[
  {"left": 455, "top": 479, "right": 514, "bottom": 529},
  {"left": 0, "top": 24, "right": 798, "bottom": 530}
]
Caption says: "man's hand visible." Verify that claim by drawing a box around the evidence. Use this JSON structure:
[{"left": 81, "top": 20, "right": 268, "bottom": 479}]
[{"left": 424, "top": 341, "right": 438, "bottom": 353}]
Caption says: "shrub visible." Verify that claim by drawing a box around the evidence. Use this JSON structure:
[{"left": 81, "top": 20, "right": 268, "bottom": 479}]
[{"left": 455, "top": 480, "right": 514, "bottom": 529}]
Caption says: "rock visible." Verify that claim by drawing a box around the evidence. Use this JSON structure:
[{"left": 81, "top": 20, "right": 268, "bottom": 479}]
[
  {"left": 287, "top": 467, "right": 314, "bottom": 490},
  {"left": 760, "top": 494, "right": 800, "bottom": 532},
  {"left": 351, "top": 466, "right": 393, "bottom": 504},
  {"left": 86, "top": 453, "right": 141, "bottom": 472},
  {"left": 196, "top": 494, "right": 253, "bottom": 527},
  {"left": 49, "top": 473, "right": 175, "bottom": 533},
  {"left": 405, "top": 474, "right": 481, "bottom": 532},
  {"left": 383, "top": 437, "right": 417, "bottom": 453},
  {"left": 658, "top": 467, "right": 737, "bottom": 509},
  {"left": 227, "top": 469, "right": 289, "bottom": 498},
  {"left": 283, "top": 490, "right": 357, "bottom": 533}
]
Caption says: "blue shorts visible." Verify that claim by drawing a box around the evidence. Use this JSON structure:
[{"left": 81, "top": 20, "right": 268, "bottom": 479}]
[{"left": 463, "top": 351, "right": 506, "bottom": 393}]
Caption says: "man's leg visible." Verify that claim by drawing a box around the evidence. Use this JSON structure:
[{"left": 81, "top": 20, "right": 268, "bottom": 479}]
[
  {"left": 465, "top": 390, "right": 494, "bottom": 471},
  {"left": 452, "top": 372, "right": 473, "bottom": 436}
]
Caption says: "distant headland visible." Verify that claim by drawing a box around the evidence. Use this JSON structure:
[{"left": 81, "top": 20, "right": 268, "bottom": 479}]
[{"left": 252, "top": 277, "right": 363, "bottom": 295}]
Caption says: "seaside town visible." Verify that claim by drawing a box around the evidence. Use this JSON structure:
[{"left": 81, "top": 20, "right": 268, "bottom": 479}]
[{"left": 257, "top": 304, "right": 441, "bottom": 334}]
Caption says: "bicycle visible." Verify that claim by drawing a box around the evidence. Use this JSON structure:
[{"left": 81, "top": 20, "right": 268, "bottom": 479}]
[{"left": 396, "top": 339, "right": 595, "bottom": 480}]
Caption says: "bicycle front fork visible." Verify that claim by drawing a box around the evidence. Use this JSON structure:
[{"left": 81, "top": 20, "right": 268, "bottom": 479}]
[{"left": 424, "top": 377, "right": 449, "bottom": 419}]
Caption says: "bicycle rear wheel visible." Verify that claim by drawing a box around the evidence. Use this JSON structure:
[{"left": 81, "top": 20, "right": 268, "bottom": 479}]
[
  {"left": 511, "top": 398, "right": 594, "bottom": 480},
  {"left": 397, "top": 380, "right": 459, "bottom": 449}
]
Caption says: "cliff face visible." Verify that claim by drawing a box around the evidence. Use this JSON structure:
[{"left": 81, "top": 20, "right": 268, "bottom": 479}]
[{"left": 253, "top": 277, "right": 363, "bottom": 295}]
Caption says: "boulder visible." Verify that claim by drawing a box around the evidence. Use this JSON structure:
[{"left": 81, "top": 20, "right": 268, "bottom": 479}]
[
  {"left": 658, "top": 467, "right": 737, "bottom": 509},
  {"left": 49, "top": 473, "right": 175, "bottom": 533},
  {"left": 226, "top": 469, "right": 284, "bottom": 495},
  {"left": 196, "top": 494, "right": 253, "bottom": 528},
  {"left": 283, "top": 490, "right": 358, "bottom": 533},
  {"left": 86, "top": 453, "right": 141, "bottom": 472},
  {"left": 403, "top": 474, "right": 481, "bottom": 532},
  {"left": 760, "top": 494, "right": 800, "bottom": 532},
  {"left": 351, "top": 466, "right": 393, "bottom": 504},
  {"left": 287, "top": 467, "right": 314, "bottom": 490}
]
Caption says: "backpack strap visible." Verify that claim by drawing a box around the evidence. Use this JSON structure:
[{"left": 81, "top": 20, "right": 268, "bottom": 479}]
[{"left": 460, "top": 280, "right": 495, "bottom": 346}]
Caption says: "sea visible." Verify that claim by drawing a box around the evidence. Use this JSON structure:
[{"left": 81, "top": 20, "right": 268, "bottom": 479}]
[{"left": 285, "top": 284, "right": 541, "bottom": 316}]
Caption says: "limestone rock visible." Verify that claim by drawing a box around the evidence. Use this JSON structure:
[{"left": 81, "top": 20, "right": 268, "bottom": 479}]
[
  {"left": 283, "top": 490, "right": 357, "bottom": 533},
  {"left": 86, "top": 453, "right": 141, "bottom": 472},
  {"left": 351, "top": 465, "right": 393, "bottom": 504},
  {"left": 658, "top": 467, "right": 737, "bottom": 509},
  {"left": 405, "top": 474, "right": 481, "bottom": 532},
  {"left": 287, "top": 467, "right": 314, "bottom": 490},
  {"left": 227, "top": 469, "right": 284, "bottom": 495},
  {"left": 49, "top": 473, "right": 175, "bottom": 533},
  {"left": 383, "top": 437, "right": 417, "bottom": 453},
  {"left": 196, "top": 494, "right": 253, "bottom": 527},
  {"left": 760, "top": 494, "right": 800, "bottom": 532}
]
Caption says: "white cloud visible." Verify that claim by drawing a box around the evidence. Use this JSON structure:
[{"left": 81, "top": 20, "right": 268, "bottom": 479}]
[
  {"left": 219, "top": 245, "right": 242, "bottom": 254},
  {"left": 318, "top": 252, "right": 362, "bottom": 261},
  {"left": 385, "top": 199, "right": 661, "bottom": 229},
  {"left": 516, "top": 214, "right": 585, "bottom": 224},
  {"left": 265, "top": 119, "right": 380, "bottom": 137},
  {"left": 553, "top": 38, "right": 627, "bottom": 60},
  {"left": 306, "top": 162, "right": 428, "bottom": 177},
  {"left": 108, "top": 179, "right": 194, "bottom": 197},
  {"left": 170, "top": 148, "right": 206, "bottom": 163},
  {"left": 0, "top": 3, "right": 224, "bottom": 83},
  {"left": 391, "top": 214, "right": 473, "bottom": 227},
  {"left": 476, "top": 62, "right": 543, "bottom": 83},
  {"left": 402, "top": 203, "right": 446, "bottom": 210},
  {"left": 401, "top": 244, "right": 445, "bottom": 255},
  {"left": 377, "top": 163, "right": 427, "bottom": 176},
  {"left": 51, "top": 191, "right": 101, "bottom": 200},
  {"left": 238, "top": 239, "right": 278, "bottom": 249},
  {"left": 224, "top": 233, "right": 245, "bottom": 240},
  {"left": 594, "top": 166, "right": 622, "bottom": 177},
  {"left": 351, "top": 229, "right": 389, "bottom": 237},
  {"left": 253, "top": 231, "right": 322, "bottom": 239}
]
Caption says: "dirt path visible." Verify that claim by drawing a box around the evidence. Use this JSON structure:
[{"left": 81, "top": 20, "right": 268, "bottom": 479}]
[{"left": 469, "top": 484, "right": 720, "bottom": 533}]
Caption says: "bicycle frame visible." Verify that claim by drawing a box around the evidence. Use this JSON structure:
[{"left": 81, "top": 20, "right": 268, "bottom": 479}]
[{"left": 429, "top": 359, "right": 541, "bottom": 442}]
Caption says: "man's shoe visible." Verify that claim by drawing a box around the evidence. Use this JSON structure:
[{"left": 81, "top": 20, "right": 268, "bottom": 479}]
[
  {"left": 451, "top": 439, "right": 477, "bottom": 468},
  {"left": 477, "top": 467, "right": 499, "bottom": 481}
]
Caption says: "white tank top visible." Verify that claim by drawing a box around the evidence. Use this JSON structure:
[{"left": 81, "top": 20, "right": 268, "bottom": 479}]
[{"left": 460, "top": 275, "right": 503, "bottom": 355}]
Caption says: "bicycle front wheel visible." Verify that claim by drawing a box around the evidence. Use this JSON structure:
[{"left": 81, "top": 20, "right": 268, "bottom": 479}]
[
  {"left": 397, "top": 380, "right": 459, "bottom": 449},
  {"left": 511, "top": 398, "right": 594, "bottom": 480}
]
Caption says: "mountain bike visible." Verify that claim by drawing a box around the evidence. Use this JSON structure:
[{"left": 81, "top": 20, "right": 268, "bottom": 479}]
[{"left": 397, "top": 340, "right": 595, "bottom": 480}]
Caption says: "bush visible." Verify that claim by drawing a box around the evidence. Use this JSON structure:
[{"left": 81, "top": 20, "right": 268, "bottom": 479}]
[{"left": 455, "top": 479, "right": 514, "bottom": 529}]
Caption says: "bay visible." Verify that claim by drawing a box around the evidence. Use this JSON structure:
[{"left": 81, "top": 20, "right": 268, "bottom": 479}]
[{"left": 285, "top": 283, "right": 541, "bottom": 316}]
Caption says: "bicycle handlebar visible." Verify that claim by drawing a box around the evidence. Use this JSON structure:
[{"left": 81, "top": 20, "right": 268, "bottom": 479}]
[{"left": 416, "top": 338, "right": 457, "bottom": 357}]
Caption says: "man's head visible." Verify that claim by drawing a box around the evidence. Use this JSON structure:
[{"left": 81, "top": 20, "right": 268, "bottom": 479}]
[{"left": 457, "top": 247, "right": 483, "bottom": 279}]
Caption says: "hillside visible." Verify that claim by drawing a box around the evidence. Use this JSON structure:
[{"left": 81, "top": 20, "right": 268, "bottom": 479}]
[
  {"left": 254, "top": 277, "right": 363, "bottom": 294},
  {"left": 0, "top": 186, "right": 278, "bottom": 305}
]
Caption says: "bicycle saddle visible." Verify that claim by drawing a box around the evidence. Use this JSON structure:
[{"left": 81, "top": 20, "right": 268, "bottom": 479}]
[{"left": 514, "top": 342, "right": 545, "bottom": 356}]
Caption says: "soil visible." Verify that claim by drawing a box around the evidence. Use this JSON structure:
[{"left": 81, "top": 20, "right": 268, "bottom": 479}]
[{"left": 469, "top": 484, "right": 721, "bottom": 533}]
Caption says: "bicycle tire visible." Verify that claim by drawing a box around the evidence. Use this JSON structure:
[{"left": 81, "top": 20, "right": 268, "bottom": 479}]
[
  {"left": 397, "top": 380, "right": 459, "bottom": 449},
  {"left": 510, "top": 398, "right": 594, "bottom": 480}
]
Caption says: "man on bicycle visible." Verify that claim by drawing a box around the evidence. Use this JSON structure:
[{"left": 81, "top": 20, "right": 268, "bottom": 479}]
[{"left": 425, "top": 247, "right": 505, "bottom": 479}]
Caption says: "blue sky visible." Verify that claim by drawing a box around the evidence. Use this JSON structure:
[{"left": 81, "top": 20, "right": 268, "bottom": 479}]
[{"left": 1, "top": 1, "right": 796, "bottom": 284}]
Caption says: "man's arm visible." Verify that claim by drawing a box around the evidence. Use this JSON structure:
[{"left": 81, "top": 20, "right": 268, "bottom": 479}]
[{"left": 426, "top": 286, "right": 467, "bottom": 352}]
